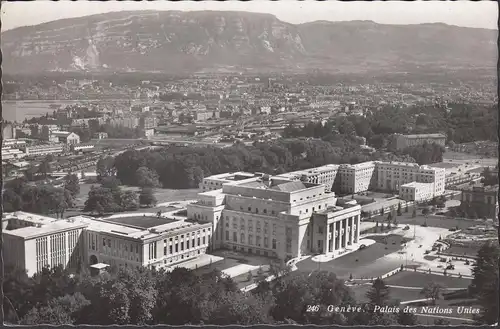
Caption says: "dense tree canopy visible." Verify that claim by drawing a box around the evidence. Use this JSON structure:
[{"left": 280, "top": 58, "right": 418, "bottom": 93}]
[{"left": 113, "top": 139, "right": 415, "bottom": 189}]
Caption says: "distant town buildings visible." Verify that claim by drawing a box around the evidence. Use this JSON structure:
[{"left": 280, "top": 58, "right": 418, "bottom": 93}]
[{"left": 2, "top": 123, "right": 16, "bottom": 140}]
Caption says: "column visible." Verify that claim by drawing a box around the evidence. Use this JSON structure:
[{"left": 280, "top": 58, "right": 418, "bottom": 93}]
[
  {"left": 332, "top": 222, "right": 336, "bottom": 252},
  {"left": 326, "top": 223, "right": 331, "bottom": 253},
  {"left": 340, "top": 219, "right": 345, "bottom": 249},
  {"left": 349, "top": 217, "right": 354, "bottom": 245},
  {"left": 356, "top": 216, "right": 360, "bottom": 243}
]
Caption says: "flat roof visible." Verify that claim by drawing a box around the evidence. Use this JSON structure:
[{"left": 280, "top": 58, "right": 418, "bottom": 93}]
[
  {"left": 102, "top": 216, "right": 177, "bottom": 229},
  {"left": 429, "top": 162, "right": 461, "bottom": 169}
]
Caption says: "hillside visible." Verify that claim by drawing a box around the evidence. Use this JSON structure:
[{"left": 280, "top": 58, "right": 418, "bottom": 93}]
[{"left": 1, "top": 10, "right": 497, "bottom": 74}]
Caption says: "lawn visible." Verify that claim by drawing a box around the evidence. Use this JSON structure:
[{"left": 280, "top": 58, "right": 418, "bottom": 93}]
[
  {"left": 74, "top": 184, "right": 200, "bottom": 209},
  {"left": 383, "top": 271, "right": 472, "bottom": 289},
  {"left": 349, "top": 284, "right": 422, "bottom": 303},
  {"left": 380, "top": 214, "right": 478, "bottom": 231},
  {"left": 443, "top": 245, "right": 481, "bottom": 258}
]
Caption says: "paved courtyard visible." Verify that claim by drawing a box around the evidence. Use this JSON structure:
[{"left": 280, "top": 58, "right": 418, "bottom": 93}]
[{"left": 296, "top": 240, "right": 413, "bottom": 280}]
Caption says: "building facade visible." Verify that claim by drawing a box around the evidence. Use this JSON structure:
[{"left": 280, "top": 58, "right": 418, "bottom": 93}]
[
  {"left": 460, "top": 185, "right": 499, "bottom": 219},
  {"left": 2, "top": 211, "right": 213, "bottom": 276},
  {"left": 188, "top": 176, "right": 361, "bottom": 260},
  {"left": 394, "top": 133, "right": 446, "bottom": 150},
  {"left": 277, "top": 161, "right": 446, "bottom": 201},
  {"left": 21, "top": 144, "right": 64, "bottom": 156}
]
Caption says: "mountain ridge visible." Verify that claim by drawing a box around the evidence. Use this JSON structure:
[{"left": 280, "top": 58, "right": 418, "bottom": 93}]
[{"left": 1, "top": 10, "right": 497, "bottom": 74}]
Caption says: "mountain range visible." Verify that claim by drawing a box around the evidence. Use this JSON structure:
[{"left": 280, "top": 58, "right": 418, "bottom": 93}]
[{"left": 1, "top": 10, "right": 497, "bottom": 74}]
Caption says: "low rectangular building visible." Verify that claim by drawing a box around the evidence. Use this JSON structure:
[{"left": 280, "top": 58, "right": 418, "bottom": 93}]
[
  {"left": 394, "top": 133, "right": 446, "bottom": 150},
  {"left": 21, "top": 144, "right": 64, "bottom": 156},
  {"left": 2, "top": 211, "right": 213, "bottom": 276},
  {"left": 399, "top": 182, "right": 435, "bottom": 202},
  {"left": 460, "top": 184, "right": 499, "bottom": 219}
]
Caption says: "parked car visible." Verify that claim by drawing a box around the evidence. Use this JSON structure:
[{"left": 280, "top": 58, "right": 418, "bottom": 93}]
[
  {"left": 359, "top": 244, "right": 367, "bottom": 250},
  {"left": 446, "top": 264, "right": 455, "bottom": 270},
  {"left": 424, "top": 250, "right": 431, "bottom": 254}
]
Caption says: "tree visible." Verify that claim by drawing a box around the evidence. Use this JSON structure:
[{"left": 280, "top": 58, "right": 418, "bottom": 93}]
[
  {"left": 397, "top": 203, "right": 402, "bottom": 216},
  {"left": 411, "top": 208, "right": 417, "bottom": 218},
  {"left": 380, "top": 208, "right": 384, "bottom": 216},
  {"left": 469, "top": 241, "right": 499, "bottom": 324},
  {"left": 139, "top": 188, "right": 157, "bottom": 207},
  {"left": 101, "top": 176, "right": 121, "bottom": 190},
  {"left": 387, "top": 212, "right": 393, "bottom": 224},
  {"left": 434, "top": 319, "right": 451, "bottom": 325},
  {"left": 247, "top": 271, "right": 253, "bottom": 282},
  {"left": 420, "top": 282, "right": 443, "bottom": 305},
  {"left": 135, "top": 167, "right": 161, "bottom": 188},
  {"left": 120, "top": 191, "right": 139, "bottom": 211},
  {"left": 366, "top": 279, "right": 391, "bottom": 309},
  {"left": 421, "top": 207, "right": 430, "bottom": 217},
  {"left": 96, "top": 156, "right": 116, "bottom": 181},
  {"left": 21, "top": 293, "right": 90, "bottom": 325},
  {"left": 405, "top": 204, "right": 409, "bottom": 213},
  {"left": 84, "top": 187, "right": 118, "bottom": 215},
  {"left": 64, "top": 174, "right": 80, "bottom": 197},
  {"left": 38, "top": 158, "right": 53, "bottom": 178}
]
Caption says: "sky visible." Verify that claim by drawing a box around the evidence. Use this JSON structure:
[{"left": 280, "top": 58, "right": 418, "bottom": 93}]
[{"left": 1, "top": 0, "right": 498, "bottom": 32}]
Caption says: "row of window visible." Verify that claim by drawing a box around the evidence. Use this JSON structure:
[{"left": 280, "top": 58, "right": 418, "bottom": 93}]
[
  {"left": 225, "top": 231, "right": 277, "bottom": 249},
  {"left": 162, "top": 236, "right": 207, "bottom": 256}
]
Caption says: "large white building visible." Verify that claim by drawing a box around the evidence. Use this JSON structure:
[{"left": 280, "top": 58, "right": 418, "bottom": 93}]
[
  {"left": 200, "top": 172, "right": 261, "bottom": 191},
  {"left": 2, "top": 211, "right": 212, "bottom": 276},
  {"left": 275, "top": 165, "right": 339, "bottom": 193},
  {"left": 188, "top": 175, "right": 361, "bottom": 260},
  {"left": 277, "top": 161, "right": 446, "bottom": 201},
  {"left": 21, "top": 144, "right": 64, "bottom": 156}
]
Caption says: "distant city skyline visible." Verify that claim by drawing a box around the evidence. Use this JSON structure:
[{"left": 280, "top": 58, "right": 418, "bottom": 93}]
[{"left": 1, "top": 0, "right": 498, "bottom": 32}]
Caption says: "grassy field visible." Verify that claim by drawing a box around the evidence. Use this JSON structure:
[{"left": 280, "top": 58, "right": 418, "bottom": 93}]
[
  {"left": 74, "top": 184, "right": 200, "bottom": 208},
  {"left": 444, "top": 245, "right": 481, "bottom": 258},
  {"left": 383, "top": 271, "right": 472, "bottom": 289}
]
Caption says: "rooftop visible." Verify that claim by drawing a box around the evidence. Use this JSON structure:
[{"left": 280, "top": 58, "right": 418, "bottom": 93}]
[
  {"left": 101, "top": 215, "right": 177, "bottom": 229},
  {"left": 403, "top": 133, "right": 446, "bottom": 139}
]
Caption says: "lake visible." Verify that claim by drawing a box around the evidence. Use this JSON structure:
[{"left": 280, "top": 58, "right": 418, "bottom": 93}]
[{"left": 2, "top": 100, "right": 86, "bottom": 122}]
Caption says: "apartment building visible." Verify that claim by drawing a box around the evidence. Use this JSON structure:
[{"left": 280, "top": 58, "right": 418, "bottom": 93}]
[
  {"left": 2, "top": 211, "right": 212, "bottom": 276},
  {"left": 394, "top": 133, "right": 446, "bottom": 150},
  {"left": 399, "top": 182, "right": 435, "bottom": 202},
  {"left": 461, "top": 185, "right": 499, "bottom": 219},
  {"left": 188, "top": 175, "right": 361, "bottom": 260},
  {"left": 275, "top": 161, "right": 446, "bottom": 201},
  {"left": 109, "top": 117, "right": 140, "bottom": 129},
  {"left": 21, "top": 144, "right": 64, "bottom": 156},
  {"left": 338, "top": 162, "right": 377, "bottom": 194},
  {"left": 376, "top": 162, "right": 446, "bottom": 198}
]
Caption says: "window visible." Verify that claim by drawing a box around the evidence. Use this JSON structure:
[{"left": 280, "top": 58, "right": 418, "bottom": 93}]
[
  {"left": 272, "top": 239, "right": 277, "bottom": 249},
  {"left": 197, "top": 238, "right": 201, "bottom": 246},
  {"left": 175, "top": 244, "right": 179, "bottom": 253},
  {"left": 187, "top": 240, "right": 190, "bottom": 249},
  {"left": 233, "top": 232, "right": 237, "bottom": 242},
  {"left": 248, "top": 234, "right": 253, "bottom": 245},
  {"left": 240, "top": 233, "right": 245, "bottom": 243},
  {"left": 226, "top": 231, "right": 230, "bottom": 241},
  {"left": 264, "top": 237, "right": 269, "bottom": 248},
  {"left": 164, "top": 246, "right": 167, "bottom": 255},
  {"left": 181, "top": 242, "right": 184, "bottom": 251},
  {"left": 263, "top": 209, "right": 267, "bottom": 214},
  {"left": 202, "top": 236, "right": 206, "bottom": 245},
  {"left": 169, "top": 245, "right": 173, "bottom": 254},
  {"left": 318, "top": 226, "right": 323, "bottom": 234},
  {"left": 248, "top": 207, "right": 251, "bottom": 211}
]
